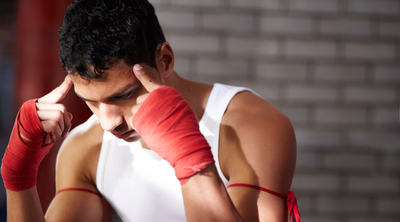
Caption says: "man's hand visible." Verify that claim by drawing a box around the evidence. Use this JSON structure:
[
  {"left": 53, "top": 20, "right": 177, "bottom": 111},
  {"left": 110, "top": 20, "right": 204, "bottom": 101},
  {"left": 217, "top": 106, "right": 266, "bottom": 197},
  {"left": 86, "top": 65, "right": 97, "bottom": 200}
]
[
  {"left": 131, "top": 64, "right": 214, "bottom": 185},
  {"left": 1, "top": 75, "right": 73, "bottom": 191},
  {"left": 131, "top": 64, "right": 162, "bottom": 117},
  {"left": 36, "top": 75, "right": 73, "bottom": 143}
]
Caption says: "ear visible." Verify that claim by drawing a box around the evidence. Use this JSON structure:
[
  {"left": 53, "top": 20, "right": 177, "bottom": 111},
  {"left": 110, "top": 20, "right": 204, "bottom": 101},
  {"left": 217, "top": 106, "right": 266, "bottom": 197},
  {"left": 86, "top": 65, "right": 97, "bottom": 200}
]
[{"left": 155, "top": 42, "right": 174, "bottom": 79}]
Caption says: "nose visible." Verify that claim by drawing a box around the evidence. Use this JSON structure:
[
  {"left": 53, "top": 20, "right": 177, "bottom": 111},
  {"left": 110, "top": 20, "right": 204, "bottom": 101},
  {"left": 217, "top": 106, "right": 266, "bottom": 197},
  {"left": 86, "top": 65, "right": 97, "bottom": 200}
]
[{"left": 98, "top": 103, "right": 123, "bottom": 131}]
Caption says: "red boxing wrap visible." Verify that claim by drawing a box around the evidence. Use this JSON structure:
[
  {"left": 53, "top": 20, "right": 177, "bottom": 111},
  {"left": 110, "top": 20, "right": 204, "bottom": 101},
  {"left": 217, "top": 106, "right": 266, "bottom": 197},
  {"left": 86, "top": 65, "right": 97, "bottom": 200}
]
[
  {"left": 1, "top": 99, "right": 54, "bottom": 191},
  {"left": 132, "top": 86, "right": 215, "bottom": 185}
]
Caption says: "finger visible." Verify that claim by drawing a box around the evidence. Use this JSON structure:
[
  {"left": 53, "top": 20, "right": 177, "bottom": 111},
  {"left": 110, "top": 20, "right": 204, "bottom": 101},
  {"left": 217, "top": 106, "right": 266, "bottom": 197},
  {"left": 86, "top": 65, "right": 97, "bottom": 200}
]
[
  {"left": 36, "top": 103, "right": 72, "bottom": 139},
  {"left": 133, "top": 64, "right": 162, "bottom": 93},
  {"left": 38, "top": 75, "right": 73, "bottom": 104},
  {"left": 136, "top": 93, "right": 150, "bottom": 105},
  {"left": 37, "top": 110, "right": 65, "bottom": 135},
  {"left": 41, "top": 120, "right": 63, "bottom": 141}
]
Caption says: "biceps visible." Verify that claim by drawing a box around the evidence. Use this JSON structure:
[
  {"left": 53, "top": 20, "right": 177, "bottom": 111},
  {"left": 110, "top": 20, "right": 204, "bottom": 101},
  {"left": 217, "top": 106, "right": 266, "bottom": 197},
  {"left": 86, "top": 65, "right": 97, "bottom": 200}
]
[{"left": 45, "top": 191, "right": 103, "bottom": 222}]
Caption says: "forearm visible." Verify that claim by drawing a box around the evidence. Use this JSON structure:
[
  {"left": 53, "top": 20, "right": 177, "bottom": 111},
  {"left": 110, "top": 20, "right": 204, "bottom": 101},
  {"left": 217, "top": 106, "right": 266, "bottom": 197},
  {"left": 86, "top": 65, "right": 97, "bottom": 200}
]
[
  {"left": 6, "top": 186, "right": 46, "bottom": 222},
  {"left": 181, "top": 164, "right": 244, "bottom": 222}
]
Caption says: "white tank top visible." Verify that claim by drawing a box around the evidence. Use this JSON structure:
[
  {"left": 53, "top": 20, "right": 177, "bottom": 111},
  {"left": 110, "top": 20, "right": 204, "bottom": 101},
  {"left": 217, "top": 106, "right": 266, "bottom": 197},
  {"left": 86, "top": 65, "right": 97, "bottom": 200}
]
[{"left": 95, "top": 83, "right": 252, "bottom": 222}]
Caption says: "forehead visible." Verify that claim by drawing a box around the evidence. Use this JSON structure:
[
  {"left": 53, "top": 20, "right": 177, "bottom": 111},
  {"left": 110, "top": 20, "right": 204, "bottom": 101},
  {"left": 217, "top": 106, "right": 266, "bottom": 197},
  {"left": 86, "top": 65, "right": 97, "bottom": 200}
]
[{"left": 71, "top": 61, "right": 136, "bottom": 100}]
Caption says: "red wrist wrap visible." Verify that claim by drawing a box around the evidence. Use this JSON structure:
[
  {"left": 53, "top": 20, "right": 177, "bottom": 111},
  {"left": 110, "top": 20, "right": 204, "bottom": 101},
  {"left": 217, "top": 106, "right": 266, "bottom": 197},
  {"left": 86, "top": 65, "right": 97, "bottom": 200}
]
[
  {"left": 132, "top": 86, "right": 215, "bottom": 185},
  {"left": 1, "top": 99, "right": 54, "bottom": 191}
]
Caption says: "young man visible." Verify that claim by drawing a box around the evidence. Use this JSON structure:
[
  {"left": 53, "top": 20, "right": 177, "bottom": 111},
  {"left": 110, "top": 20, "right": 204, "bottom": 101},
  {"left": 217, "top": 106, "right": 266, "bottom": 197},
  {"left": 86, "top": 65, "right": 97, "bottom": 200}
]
[{"left": 2, "top": 0, "right": 300, "bottom": 221}]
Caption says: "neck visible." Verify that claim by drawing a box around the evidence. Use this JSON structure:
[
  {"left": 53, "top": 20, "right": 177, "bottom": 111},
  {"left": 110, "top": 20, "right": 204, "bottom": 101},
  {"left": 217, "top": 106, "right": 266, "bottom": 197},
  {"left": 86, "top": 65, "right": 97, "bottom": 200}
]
[{"left": 165, "top": 71, "right": 213, "bottom": 121}]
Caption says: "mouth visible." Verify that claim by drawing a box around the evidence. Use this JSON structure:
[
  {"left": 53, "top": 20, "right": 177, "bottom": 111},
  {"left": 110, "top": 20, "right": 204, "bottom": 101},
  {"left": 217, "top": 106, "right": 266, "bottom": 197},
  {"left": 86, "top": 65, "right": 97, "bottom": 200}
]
[{"left": 113, "top": 129, "right": 136, "bottom": 139}]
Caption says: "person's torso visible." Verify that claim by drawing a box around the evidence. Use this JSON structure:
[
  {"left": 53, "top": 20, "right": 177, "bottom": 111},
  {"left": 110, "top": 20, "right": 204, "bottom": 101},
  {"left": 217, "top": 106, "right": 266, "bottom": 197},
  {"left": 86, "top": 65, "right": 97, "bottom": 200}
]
[{"left": 96, "top": 83, "right": 252, "bottom": 222}]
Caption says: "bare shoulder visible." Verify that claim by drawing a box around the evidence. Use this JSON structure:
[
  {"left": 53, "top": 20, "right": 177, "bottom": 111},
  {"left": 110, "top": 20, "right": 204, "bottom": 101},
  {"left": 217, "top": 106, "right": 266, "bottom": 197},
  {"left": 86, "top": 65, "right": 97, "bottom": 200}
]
[
  {"left": 220, "top": 90, "right": 296, "bottom": 193},
  {"left": 56, "top": 115, "right": 104, "bottom": 191}
]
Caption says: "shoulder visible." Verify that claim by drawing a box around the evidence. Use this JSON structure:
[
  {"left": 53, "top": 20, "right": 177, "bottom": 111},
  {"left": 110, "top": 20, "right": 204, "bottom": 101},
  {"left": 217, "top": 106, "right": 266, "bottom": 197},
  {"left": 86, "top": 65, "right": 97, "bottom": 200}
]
[
  {"left": 56, "top": 115, "right": 104, "bottom": 190},
  {"left": 220, "top": 90, "right": 296, "bottom": 193}
]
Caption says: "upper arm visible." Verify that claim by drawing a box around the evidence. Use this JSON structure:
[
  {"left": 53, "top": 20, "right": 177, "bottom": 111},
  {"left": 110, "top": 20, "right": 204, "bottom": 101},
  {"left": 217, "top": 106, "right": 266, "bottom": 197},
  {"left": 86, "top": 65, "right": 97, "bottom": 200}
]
[
  {"left": 45, "top": 120, "right": 105, "bottom": 222},
  {"left": 220, "top": 91, "right": 297, "bottom": 221}
]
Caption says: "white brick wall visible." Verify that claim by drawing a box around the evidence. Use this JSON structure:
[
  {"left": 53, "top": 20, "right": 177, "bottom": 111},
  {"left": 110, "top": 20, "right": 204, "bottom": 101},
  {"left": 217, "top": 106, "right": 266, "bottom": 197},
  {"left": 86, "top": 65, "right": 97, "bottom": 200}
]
[
  {"left": 347, "top": 175, "right": 399, "bottom": 192},
  {"left": 285, "top": 40, "right": 337, "bottom": 58},
  {"left": 319, "top": 18, "right": 371, "bottom": 36},
  {"left": 151, "top": 1, "right": 400, "bottom": 220},
  {"left": 201, "top": 12, "right": 255, "bottom": 32},
  {"left": 288, "top": 0, "right": 340, "bottom": 13},
  {"left": 315, "top": 107, "right": 367, "bottom": 125},
  {"left": 318, "top": 197, "right": 370, "bottom": 213},
  {"left": 227, "top": 37, "right": 279, "bottom": 57},
  {"left": 260, "top": 16, "right": 314, "bottom": 35},
  {"left": 230, "top": 0, "right": 281, "bottom": 10},
  {"left": 344, "top": 42, "right": 396, "bottom": 60},
  {"left": 323, "top": 153, "right": 375, "bottom": 170},
  {"left": 347, "top": 0, "right": 399, "bottom": 15},
  {"left": 314, "top": 64, "right": 366, "bottom": 82}
]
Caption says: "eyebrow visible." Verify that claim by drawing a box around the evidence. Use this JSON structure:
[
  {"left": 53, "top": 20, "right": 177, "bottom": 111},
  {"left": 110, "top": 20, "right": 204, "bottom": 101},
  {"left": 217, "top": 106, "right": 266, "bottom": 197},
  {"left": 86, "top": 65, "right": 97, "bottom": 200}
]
[{"left": 75, "top": 84, "right": 136, "bottom": 103}]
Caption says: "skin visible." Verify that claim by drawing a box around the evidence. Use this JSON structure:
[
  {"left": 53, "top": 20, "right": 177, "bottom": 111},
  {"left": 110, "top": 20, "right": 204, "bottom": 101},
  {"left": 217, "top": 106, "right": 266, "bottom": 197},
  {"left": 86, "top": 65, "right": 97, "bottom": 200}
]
[{"left": 5, "top": 42, "right": 297, "bottom": 222}]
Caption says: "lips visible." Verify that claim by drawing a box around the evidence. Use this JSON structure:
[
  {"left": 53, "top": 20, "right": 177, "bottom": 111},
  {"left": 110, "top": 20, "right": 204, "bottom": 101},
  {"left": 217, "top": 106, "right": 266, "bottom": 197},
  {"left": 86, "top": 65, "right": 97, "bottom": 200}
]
[{"left": 114, "top": 129, "right": 136, "bottom": 139}]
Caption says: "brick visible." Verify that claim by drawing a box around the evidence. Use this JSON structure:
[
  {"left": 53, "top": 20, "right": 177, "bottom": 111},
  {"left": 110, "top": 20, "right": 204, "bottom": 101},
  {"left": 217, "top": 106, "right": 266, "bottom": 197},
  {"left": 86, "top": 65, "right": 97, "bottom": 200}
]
[
  {"left": 383, "top": 155, "right": 400, "bottom": 171},
  {"left": 230, "top": 0, "right": 280, "bottom": 10},
  {"left": 344, "top": 42, "right": 396, "bottom": 60},
  {"left": 295, "top": 195, "right": 312, "bottom": 213},
  {"left": 318, "top": 196, "right": 370, "bottom": 213},
  {"left": 323, "top": 153, "right": 375, "bottom": 170},
  {"left": 347, "top": 0, "right": 399, "bottom": 15},
  {"left": 301, "top": 217, "right": 341, "bottom": 222},
  {"left": 260, "top": 16, "right": 314, "bottom": 35},
  {"left": 295, "top": 129, "right": 342, "bottom": 147},
  {"left": 227, "top": 37, "right": 279, "bottom": 57},
  {"left": 285, "top": 40, "right": 337, "bottom": 59},
  {"left": 225, "top": 81, "right": 281, "bottom": 101},
  {"left": 291, "top": 174, "right": 340, "bottom": 191},
  {"left": 286, "top": 85, "right": 338, "bottom": 102},
  {"left": 296, "top": 152, "right": 317, "bottom": 168},
  {"left": 315, "top": 107, "right": 367, "bottom": 125},
  {"left": 378, "top": 198, "right": 400, "bottom": 214},
  {"left": 314, "top": 64, "right": 366, "bottom": 82},
  {"left": 171, "top": 0, "right": 221, "bottom": 7},
  {"left": 374, "top": 66, "right": 400, "bottom": 82},
  {"left": 320, "top": 18, "right": 371, "bottom": 36},
  {"left": 374, "top": 108, "right": 399, "bottom": 125},
  {"left": 350, "top": 217, "right": 399, "bottom": 222},
  {"left": 168, "top": 34, "right": 220, "bottom": 54},
  {"left": 255, "top": 62, "right": 308, "bottom": 81},
  {"left": 379, "top": 21, "right": 400, "bottom": 37},
  {"left": 156, "top": 10, "right": 196, "bottom": 29},
  {"left": 281, "top": 107, "right": 308, "bottom": 124},
  {"left": 345, "top": 86, "right": 398, "bottom": 103},
  {"left": 196, "top": 58, "right": 248, "bottom": 76},
  {"left": 349, "top": 130, "right": 400, "bottom": 151},
  {"left": 201, "top": 12, "right": 255, "bottom": 32},
  {"left": 348, "top": 175, "right": 399, "bottom": 192},
  {"left": 174, "top": 56, "right": 191, "bottom": 77},
  {"left": 288, "top": 0, "right": 339, "bottom": 13}
]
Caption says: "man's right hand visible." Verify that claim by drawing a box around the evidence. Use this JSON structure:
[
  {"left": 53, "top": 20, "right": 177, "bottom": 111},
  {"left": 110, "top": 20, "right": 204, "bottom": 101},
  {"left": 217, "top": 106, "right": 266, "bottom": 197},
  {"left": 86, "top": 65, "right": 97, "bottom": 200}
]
[
  {"left": 1, "top": 75, "right": 73, "bottom": 191},
  {"left": 35, "top": 75, "right": 73, "bottom": 144}
]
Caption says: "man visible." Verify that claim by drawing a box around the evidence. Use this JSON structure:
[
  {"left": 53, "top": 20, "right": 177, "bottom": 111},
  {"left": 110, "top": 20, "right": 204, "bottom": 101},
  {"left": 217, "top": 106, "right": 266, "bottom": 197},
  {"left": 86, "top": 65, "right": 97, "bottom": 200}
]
[{"left": 2, "top": 0, "right": 300, "bottom": 221}]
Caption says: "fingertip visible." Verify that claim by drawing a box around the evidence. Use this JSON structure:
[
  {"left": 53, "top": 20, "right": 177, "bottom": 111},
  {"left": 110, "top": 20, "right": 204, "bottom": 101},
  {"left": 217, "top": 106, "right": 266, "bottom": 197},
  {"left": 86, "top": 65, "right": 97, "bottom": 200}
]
[{"left": 134, "top": 64, "right": 143, "bottom": 71}]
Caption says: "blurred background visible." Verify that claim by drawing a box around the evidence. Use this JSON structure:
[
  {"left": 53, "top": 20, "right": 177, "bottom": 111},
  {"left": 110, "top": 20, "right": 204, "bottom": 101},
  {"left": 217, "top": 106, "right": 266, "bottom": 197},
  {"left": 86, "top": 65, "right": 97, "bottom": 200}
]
[{"left": 0, "top": 0, "right": 399, "bottom": 221}]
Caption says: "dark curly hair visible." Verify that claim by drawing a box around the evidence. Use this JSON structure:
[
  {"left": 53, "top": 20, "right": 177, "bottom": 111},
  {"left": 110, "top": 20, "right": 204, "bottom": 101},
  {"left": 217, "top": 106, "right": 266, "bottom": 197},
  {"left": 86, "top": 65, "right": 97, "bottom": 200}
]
[{"left": 59, "top": 0, "right": 166, "bottom": 80}]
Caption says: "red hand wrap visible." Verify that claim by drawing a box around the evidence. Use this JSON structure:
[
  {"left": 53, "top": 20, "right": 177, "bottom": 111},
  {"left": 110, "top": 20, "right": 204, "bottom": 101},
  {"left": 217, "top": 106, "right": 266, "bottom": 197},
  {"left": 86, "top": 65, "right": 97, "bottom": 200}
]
[
  {"left": 132, "top": 86, "right": 215, "bottom": 185},
  {"left": 1, "top": 99, "right": 54, "bottom": 191}
]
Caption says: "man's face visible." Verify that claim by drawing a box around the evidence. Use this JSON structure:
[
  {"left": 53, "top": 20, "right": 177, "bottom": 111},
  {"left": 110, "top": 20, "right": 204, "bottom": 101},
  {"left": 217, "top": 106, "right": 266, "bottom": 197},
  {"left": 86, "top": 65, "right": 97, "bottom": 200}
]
[{"left": 72, "top": 61, "right": 148, "bottom": 142}]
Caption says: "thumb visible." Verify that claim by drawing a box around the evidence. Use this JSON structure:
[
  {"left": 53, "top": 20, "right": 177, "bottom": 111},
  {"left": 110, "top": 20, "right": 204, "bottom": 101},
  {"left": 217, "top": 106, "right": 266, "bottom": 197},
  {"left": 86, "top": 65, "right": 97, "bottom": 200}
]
[{"left": 133, "top": 64, "right": 162, "bottom": 93}]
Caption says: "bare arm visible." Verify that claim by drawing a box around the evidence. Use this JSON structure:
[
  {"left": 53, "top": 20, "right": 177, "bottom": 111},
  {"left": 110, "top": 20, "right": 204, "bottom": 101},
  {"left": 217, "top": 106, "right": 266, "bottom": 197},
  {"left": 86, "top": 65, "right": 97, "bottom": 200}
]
[
  {"left": 4, "top": 76, "right": 104, "bottom": 222},
  {"left": 182, "top": 92, "right": 297, "bottom": 222}
]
